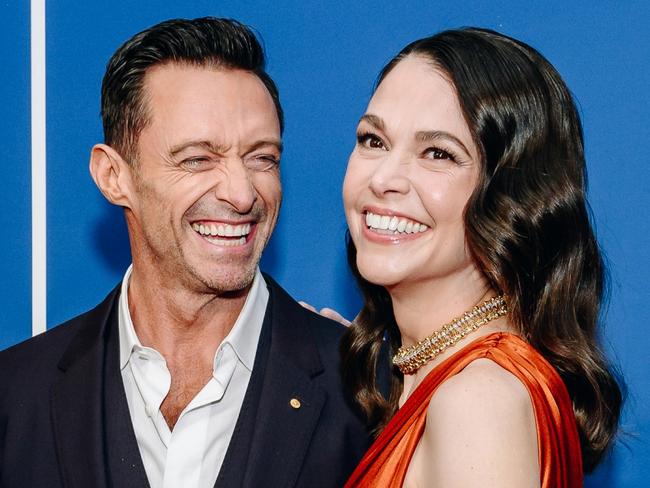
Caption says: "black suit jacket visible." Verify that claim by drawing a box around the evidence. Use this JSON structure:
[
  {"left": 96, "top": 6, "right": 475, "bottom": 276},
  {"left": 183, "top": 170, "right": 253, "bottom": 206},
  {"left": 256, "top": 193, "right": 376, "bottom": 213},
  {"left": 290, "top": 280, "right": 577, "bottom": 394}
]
[{"left": 0, "top": 276, "right": 372, "bottom": 487}]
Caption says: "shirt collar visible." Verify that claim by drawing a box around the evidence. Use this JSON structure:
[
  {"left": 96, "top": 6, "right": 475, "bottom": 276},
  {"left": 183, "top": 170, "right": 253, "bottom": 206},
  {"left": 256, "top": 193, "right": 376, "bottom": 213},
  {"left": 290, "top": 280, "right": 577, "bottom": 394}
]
[
  {"left": 219, "top": 268, "right": 268, "bottom": 371},
  {"left": 118, "top": 265, "right": 268, "bottom": 372}
]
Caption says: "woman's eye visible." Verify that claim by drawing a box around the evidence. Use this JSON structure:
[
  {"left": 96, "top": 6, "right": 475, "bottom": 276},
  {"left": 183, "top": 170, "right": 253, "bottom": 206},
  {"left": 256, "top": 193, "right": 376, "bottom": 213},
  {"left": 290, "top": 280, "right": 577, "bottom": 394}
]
[
  {"left": 425, "top": 147, "right": 455, "bottom": 161},
  {"left": 357, "top": 133, "right": 386, "bottom": 150}
]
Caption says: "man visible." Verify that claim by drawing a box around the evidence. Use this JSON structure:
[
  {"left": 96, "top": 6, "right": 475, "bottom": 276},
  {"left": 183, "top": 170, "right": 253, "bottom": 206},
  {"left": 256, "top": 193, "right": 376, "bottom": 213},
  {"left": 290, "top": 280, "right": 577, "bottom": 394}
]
[{"left": 0, "top": 18, "right": 371, "bottom": 488}]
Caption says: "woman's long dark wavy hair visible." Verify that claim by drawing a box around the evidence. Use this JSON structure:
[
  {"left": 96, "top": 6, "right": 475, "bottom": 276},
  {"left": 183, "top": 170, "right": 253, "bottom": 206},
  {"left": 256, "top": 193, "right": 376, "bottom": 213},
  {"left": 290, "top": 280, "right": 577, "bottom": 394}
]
[{"left": 341, "top": 27, "right": 623, "bottom": 473}]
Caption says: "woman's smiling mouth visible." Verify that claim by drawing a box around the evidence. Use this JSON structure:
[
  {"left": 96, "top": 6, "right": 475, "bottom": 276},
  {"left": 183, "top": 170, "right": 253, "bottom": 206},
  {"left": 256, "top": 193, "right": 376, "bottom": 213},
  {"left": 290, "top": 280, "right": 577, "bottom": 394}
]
[{"left": 364, "top": 210, "right": 429, "bottom": 235}]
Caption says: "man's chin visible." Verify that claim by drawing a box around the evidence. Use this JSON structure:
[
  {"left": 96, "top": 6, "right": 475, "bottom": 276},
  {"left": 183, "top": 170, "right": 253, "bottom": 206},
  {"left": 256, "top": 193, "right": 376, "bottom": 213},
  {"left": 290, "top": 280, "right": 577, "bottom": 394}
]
[
  {"left": 194, "top": 264, "right": 258, "bottom": 296},
  {"left": 181, "top": 240, "right": 263, "bottom": 294}
]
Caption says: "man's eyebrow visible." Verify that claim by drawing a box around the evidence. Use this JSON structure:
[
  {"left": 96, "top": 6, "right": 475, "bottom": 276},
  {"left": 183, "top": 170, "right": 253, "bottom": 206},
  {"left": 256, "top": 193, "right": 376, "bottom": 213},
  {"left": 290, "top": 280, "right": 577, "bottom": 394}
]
[
  {"left": 245, "top": 139, "right": 284, "bottom": 155},
  {"left": 358, "top": 114, "right": 385, "bottom": 131},
  {"left": 169, "top": 138, "right": 283, "bottom": 156},
  {"left": 415, "top": 130, "right": 471, "bottom": 157},
  {"left": 169, "top": 140, "right": 226, "bottom": 156}
]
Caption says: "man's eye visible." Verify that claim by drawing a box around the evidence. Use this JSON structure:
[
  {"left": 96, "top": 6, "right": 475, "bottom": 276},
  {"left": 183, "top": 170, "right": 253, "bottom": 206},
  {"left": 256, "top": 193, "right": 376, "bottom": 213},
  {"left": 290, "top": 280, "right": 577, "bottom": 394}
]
[
  {"left": 246, "top": 155, "right": 280, "bottom": 171},
  {"left": 357, "top": 132, "right": 386, "bottom": 150},
  {"left": 182, "top": 157, "right": 210, "bottom": 168}
]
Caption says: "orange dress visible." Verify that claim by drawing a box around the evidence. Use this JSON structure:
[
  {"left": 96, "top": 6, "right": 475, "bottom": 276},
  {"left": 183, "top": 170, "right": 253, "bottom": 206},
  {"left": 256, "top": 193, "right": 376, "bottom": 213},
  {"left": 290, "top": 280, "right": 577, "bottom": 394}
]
[{"left": 344, "top": 332, "right": 582, "bottom": 487}]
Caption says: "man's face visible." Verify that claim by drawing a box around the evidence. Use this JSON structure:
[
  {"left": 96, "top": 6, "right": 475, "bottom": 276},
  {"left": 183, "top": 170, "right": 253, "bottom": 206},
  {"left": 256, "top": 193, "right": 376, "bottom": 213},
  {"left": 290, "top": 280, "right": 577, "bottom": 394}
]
[{"left": 125, "top": 63, "right": 282, "bottom": 294}]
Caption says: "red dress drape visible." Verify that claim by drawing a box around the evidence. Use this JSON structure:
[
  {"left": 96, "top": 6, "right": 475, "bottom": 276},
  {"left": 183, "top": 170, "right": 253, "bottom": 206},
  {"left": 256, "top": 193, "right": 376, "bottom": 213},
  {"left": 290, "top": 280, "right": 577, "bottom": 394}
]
[{"left": 344, "top": 332, "right": 583, "bottom": 487}]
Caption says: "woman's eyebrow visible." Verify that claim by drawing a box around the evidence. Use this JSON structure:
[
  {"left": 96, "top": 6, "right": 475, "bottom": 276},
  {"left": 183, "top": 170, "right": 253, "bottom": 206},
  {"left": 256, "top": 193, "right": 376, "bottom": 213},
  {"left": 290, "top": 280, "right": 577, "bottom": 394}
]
[
  {"left": 415, "top": 130, "right": 471, "bottom": 156},
  {"left": 359, "top": 115, "right": 472, "bottom": 158},
  {"left": 358, "top": 113, "right": 385, "bottom": 131}
]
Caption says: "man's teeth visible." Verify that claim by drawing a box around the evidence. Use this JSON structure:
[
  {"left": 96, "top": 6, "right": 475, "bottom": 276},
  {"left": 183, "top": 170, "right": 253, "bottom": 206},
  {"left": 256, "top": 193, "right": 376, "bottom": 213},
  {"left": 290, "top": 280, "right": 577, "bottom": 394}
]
[
  {"left": 192, "top": 222, "right": 251, "bottom": 241},
  {"left": 365, "top": 212, "right": 428, "bottom": 234}
]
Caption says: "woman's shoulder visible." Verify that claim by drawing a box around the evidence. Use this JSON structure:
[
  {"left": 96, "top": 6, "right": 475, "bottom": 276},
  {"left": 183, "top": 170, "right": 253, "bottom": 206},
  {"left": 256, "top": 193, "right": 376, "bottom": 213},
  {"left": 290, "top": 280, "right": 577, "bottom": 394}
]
[
  {"left": 424, "top": 332, "right": 544, "bottom": 436},
  {"left": 434, "top": 356, "right": 532, "bottom": 409},
  {"left": 449, "top": 331, "right": 563, "bottom": 392},
  {"left": 416, "top": 356, "right": 540, "bottom": 487},
  {"left": 429, "top": 356, "right": 536, "bottom": 439}
]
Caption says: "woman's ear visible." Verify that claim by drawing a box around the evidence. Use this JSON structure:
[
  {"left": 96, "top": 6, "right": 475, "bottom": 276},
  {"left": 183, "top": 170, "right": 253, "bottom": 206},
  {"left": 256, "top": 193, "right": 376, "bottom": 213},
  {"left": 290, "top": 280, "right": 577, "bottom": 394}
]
[{"left": 89, "top": 144, "right": 136, "bottom": 208}]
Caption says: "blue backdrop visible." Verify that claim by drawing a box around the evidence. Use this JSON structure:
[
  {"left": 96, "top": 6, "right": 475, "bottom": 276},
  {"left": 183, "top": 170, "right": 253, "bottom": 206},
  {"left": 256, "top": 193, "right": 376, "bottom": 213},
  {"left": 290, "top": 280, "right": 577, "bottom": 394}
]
[{"left": 1, "top": 1, "right": 648, "bottom": 486}]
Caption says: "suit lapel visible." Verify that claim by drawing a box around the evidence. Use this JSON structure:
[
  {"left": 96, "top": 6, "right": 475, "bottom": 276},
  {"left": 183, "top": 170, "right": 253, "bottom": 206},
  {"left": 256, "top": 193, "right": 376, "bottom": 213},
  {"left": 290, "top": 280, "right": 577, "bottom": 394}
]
[
  {"left": 50, "top": 286, "right": 122, "bottom": 488},
  {"left": 213, "top": 300, "right": 273, "bottom": 488},
  {"left": 241, "top": 276, "right": 328, "bottom": 488},
  {"left": 243, "top": 357, "right": 327, "bottom": 488},
  {"left": 49, "top": 278, "right": 329, "bottom": 488},
  {"left": 103, "top": 300, "right": 151, "bottom": 488}
]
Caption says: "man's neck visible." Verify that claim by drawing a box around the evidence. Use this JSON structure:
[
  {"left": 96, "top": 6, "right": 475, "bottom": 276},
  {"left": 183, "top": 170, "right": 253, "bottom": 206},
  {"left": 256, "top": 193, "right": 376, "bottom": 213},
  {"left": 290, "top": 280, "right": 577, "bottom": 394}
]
[{"left": 126, "top": 265, "right": 250, "bottom": 366}]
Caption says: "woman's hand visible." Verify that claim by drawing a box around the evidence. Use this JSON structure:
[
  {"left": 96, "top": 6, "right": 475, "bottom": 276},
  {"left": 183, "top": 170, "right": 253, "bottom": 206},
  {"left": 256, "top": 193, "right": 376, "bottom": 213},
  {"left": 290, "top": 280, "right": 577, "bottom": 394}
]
[{"left": 299, "top": 302, "right": 353, "bottom": 327}]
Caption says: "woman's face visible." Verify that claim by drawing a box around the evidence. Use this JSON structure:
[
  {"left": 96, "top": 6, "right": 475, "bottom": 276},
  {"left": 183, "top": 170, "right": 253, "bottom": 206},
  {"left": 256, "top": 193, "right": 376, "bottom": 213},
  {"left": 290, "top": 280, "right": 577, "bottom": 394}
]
[{"left": 343, "top": 55, "right": 481, "bottom": 290}]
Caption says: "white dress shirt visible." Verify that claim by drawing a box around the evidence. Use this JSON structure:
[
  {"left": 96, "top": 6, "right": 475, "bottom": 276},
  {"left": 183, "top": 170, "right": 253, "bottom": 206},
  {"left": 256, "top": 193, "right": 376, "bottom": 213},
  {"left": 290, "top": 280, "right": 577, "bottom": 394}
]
[{"left": 118, "top": 266, "right": 268, "bottom": 488}]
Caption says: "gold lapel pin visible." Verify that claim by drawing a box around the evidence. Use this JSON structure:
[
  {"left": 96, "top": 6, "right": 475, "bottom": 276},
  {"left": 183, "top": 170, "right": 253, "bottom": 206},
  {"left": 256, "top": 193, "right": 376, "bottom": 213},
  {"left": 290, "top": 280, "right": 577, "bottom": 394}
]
[{"left": 289, "top": 398, "right": 301, "bottom": 409}]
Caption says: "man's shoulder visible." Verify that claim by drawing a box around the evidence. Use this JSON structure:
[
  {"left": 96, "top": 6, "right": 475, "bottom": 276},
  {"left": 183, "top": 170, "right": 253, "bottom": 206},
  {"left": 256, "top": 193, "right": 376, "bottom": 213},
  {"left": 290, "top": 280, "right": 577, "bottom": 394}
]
[
  {"left": 264, "top": 273, "right": 348, "bottom": 341},
  {"left": 262, "top": 273, "right": 353, "bottom": 388},
  {"left": 0, "top": 285, "right": 120, "bottom": 381}
]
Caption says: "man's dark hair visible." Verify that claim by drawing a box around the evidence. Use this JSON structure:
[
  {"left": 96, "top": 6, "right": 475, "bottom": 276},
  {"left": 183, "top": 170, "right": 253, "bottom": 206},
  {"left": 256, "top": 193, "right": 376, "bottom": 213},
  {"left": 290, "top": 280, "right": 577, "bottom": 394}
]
[{"left": 101, "top": 17, "right": 283, "bottom": 164}]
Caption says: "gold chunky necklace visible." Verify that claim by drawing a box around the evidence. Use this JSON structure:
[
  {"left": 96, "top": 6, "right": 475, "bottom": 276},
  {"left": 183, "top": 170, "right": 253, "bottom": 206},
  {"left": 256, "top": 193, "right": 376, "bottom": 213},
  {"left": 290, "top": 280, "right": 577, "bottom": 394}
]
[{"left": 392, "top": 295, "right": 508, "bottom": 375}]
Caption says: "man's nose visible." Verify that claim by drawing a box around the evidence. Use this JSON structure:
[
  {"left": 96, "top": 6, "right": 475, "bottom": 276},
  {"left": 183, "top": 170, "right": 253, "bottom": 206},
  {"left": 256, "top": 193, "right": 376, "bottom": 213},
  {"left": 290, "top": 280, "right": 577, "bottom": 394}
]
[
  {"left": 214, "top": 159, "right": 257, "bottom": 213},
  {"left": 368, "top": 153, "right": 410, "bottom": 198}
]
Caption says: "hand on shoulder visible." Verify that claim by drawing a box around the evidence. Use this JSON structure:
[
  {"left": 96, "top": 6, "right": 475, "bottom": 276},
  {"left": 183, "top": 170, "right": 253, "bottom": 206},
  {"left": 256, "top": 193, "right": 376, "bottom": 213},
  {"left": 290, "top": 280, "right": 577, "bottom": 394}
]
[
  {"left": 298, "top": 301, "right": 352, "bottom": 327},
  {"left": 408, "top": 358, "right": 540, "bottom": 488}
]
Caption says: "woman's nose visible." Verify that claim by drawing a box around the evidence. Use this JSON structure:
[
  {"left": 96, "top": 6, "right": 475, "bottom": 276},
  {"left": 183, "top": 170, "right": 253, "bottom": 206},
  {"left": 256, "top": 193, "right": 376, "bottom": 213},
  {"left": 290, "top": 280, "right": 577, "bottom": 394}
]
[{"left": 368, "top": 154, "right": 410, "bottom": 197}]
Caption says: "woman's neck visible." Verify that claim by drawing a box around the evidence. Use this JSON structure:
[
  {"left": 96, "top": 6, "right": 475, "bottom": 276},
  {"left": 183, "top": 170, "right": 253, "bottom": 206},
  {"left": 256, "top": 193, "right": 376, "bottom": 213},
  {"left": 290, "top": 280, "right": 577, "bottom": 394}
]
[
  {"left": 388, "top": 265, "right": 492, "bottom": 348},
  {"left": 388, "top": 266, "right": 513, "bottom": 406}
]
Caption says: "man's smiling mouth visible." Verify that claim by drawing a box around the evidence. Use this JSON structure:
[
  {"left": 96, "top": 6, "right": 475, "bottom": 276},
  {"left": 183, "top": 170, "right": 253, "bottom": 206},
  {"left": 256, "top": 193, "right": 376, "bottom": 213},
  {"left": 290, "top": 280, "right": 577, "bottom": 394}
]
[{"left": 191, "top": 221, "right": 252, "bottom": 246}]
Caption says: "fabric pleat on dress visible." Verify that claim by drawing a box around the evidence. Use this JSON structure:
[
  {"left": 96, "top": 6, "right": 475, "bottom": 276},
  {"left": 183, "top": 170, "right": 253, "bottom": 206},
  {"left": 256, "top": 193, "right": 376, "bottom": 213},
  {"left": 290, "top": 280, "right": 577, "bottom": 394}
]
[{"left": 344, "top": 332, "right": 583, "bottom": 487}]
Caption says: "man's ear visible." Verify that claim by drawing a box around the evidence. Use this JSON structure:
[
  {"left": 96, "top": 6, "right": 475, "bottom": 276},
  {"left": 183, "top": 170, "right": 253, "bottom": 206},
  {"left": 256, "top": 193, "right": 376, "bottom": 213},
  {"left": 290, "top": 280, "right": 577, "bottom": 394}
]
[{"left": 89, "top": 144, "right": 136, "bottom": 208}]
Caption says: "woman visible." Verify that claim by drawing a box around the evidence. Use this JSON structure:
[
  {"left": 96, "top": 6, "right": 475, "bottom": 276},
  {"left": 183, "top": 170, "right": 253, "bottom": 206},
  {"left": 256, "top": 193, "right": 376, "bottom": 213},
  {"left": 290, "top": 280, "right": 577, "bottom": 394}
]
[{"left": 341, "top": 28, "right": 622, "bottom": 487}]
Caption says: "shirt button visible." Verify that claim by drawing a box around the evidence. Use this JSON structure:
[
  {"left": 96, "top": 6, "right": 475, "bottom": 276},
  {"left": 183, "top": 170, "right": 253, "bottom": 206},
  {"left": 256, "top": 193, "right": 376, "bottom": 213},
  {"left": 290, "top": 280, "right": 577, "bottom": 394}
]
[{"left": 145, "top": 404, "right": 155, "bottom": 417}]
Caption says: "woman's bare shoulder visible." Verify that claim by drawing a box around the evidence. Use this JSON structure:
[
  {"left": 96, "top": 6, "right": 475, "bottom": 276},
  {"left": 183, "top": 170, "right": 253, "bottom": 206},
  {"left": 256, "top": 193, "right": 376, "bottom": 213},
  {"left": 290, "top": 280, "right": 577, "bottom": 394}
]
[
  {"left": 433, "top": 357, "right": 532, "bottom": 409},
  {"left": 414, "top": 358, "right": 540, "bottom": 487}
]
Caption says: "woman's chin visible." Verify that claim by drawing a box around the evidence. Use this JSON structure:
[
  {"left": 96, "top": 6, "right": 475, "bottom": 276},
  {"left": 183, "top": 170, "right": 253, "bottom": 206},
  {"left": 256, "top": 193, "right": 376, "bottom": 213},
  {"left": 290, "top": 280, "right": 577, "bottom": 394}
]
[{"left": 357, "top": 259, "right": 408, "bottom": 288}]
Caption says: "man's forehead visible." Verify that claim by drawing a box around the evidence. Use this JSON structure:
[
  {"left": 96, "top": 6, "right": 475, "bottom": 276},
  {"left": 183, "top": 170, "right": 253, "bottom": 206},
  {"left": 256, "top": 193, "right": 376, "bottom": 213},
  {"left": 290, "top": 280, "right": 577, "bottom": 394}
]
[
  {"left": 135, "top": 63, "right": 281, "bottom": 153},
  {"left": 142, "top": 62, "right": 266, "bottom": 99},
  {"left": 141, "top": 63, "right": 277, "bottom": 120}
]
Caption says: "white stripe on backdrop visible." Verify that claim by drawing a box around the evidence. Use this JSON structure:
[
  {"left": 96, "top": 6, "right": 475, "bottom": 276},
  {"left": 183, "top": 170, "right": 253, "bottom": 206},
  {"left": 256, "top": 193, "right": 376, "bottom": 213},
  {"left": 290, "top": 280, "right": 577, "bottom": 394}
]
[{"left": 31, "top": 0, "right": 46, "bottom": 336}]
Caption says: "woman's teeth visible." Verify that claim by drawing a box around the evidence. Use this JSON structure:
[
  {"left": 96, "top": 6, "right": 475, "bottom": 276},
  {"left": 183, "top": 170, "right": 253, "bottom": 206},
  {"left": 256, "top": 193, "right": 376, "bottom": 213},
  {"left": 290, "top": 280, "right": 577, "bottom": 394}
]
[{"left": 365, "top": 211, "right": 428, "bottom": 234}]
